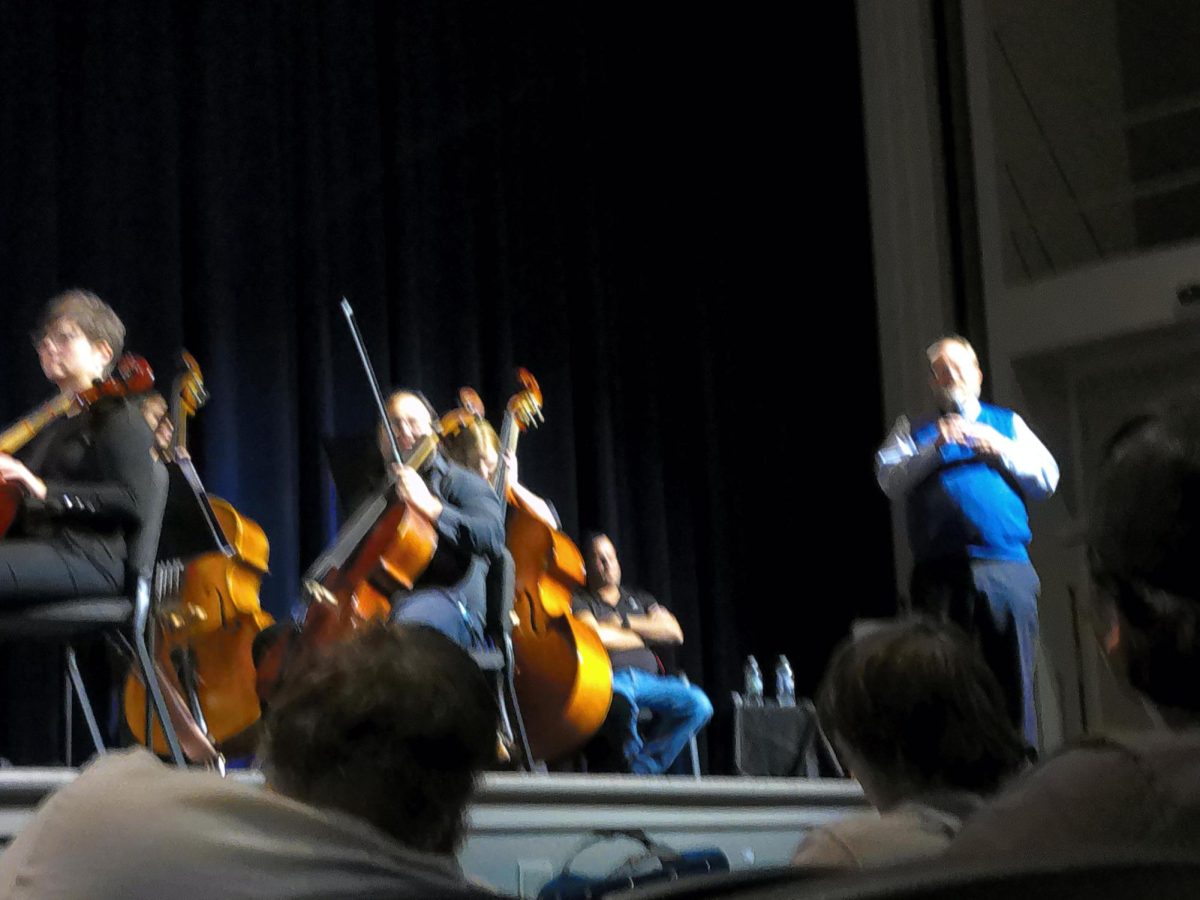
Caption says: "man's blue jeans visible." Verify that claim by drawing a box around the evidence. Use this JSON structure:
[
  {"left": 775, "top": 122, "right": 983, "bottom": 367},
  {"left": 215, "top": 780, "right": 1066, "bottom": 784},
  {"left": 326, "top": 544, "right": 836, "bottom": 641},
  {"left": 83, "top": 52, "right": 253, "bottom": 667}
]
[{"left": 610, "top": 668, "right": 712, "bottom": 774}]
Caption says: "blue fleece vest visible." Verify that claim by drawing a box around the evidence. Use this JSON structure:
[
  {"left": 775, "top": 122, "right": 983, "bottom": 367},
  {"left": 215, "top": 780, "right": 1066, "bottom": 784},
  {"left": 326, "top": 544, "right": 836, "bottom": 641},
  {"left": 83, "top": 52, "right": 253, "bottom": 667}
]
[{"left": 907, "top": 403, "right": 1031, "bottom": 562}]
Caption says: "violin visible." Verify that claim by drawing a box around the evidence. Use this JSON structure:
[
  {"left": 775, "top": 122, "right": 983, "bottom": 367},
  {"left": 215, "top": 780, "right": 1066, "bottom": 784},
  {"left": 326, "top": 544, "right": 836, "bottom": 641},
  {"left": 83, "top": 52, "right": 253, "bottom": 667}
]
[
  {"left": 455, "top": 370, "right": 613, "bottom": 762},
  {"left": 0, "top": 355, "right": 154, "bottom": 538},
  {"left": 123, "top": 352, "right": 274, "bottom": 756}
]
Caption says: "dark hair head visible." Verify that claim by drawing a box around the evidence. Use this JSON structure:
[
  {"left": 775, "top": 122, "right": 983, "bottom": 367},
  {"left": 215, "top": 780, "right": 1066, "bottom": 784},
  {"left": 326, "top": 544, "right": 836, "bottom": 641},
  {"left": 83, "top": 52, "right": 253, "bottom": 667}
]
[
  {"left": 260, "top": 624, "right": 496, "bottom": 854},
  {"left": 38, "top": 289, "right": 126, "bottom": 368},
  {"left": 817, "top": 618, "right": 1026, "bottom": 796},
  {"left": 1088, "top": 394, "right": 1200, "bottom": 715}
]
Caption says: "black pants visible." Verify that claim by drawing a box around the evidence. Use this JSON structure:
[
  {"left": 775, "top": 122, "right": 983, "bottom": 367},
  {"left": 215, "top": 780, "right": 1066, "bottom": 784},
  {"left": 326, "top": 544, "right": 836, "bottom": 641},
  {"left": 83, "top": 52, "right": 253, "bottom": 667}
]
[
  {"left": 0, "top": 540, "right": 124, "bottom": 607},
  {"left": 0, "top": 540, "right": 125, "bottom": 764},
  {"left": 910, "top": 557, "right": 1040, "bottom": 745}
]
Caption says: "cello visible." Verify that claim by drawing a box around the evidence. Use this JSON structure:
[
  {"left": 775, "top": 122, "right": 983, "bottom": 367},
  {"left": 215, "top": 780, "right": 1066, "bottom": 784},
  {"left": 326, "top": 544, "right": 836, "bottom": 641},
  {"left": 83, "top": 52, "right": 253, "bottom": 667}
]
[
  {"left": 280, "top": 427, "right": 440, "bottom": 656},
  {"left": 452, "top": 371, "right": 613, "bottom": 763},
  {"left": 122, "top": 352, "right": 274, "bottom": 755},
  {"left": 255, "top": 299, "right": 440, "bottom": 702}
]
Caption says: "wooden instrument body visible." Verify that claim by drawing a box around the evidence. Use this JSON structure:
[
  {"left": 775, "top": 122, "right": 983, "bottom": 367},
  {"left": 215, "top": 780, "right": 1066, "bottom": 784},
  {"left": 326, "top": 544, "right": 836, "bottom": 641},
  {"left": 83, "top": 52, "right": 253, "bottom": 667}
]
[
  {"left": 256, "top": 470, "right": 439, "bottom": 704},
  {"left": 508, "top": 503, "right": 613, "bottom": 762},
  {"left": 302, "top": 496, "right": 438, "bottom": 641},
  {"left": 465, "top": 368, "right": 613, "bottom": 763},
  {"left": 0, "top": 486, "right": 19, "bottom": 539},
  {"left": 124, "top": 496, "right": 275, "bottom": 754},
  {"left": 122, "top": 353, "right": 274, "bottom": 755}
]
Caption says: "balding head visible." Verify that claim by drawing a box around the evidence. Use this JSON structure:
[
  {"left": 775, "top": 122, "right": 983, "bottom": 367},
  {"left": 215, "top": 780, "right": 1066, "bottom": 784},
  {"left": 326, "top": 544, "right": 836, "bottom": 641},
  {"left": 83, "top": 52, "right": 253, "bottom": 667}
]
[{"left": 380, "top": 390, "right": 435, "bottom": 458}]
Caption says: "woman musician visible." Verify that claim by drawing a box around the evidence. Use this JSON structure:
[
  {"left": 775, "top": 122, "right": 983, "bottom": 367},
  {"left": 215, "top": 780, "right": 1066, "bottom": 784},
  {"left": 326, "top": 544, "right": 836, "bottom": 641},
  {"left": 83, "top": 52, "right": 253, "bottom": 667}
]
[
  {"left": 438, "top": 415, "right": 559, "bottom": 531},
  {"left": 0, "top": 290, "right": 158, "bottom": 605}
]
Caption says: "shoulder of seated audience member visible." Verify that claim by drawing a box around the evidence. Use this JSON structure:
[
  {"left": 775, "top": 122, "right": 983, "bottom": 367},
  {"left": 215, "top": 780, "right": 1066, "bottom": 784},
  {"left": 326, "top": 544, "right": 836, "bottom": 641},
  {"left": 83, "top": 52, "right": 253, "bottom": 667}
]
[{"left": 947, "top": 738, "right": 1196, "bottom": 856}]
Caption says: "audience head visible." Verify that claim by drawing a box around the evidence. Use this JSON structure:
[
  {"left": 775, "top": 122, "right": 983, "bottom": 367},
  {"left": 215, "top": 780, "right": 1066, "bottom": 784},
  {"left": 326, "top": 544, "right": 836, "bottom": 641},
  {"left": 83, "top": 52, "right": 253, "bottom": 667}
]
[
  {"left": 817, "top": 617, "right": 1027, "bottom": 809},
  {"left": 1089, "top": 393, "right": 1200, "bottom": 722},
  {"left": 260, "top": 624, "right": 496, "bottom": 854}
]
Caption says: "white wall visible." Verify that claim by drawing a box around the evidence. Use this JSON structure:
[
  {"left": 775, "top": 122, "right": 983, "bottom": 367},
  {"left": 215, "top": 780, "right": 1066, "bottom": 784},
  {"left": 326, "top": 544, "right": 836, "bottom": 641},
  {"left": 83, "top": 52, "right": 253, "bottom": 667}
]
[
  {"left": 962, "top": 0, "right": 1200, "bottom": 739},
  {"left": 860, "top": 0, "right": 1200, "bottom": 744},
  {"left": 855, "top": 0, "right": 959, "bottom": 586}
]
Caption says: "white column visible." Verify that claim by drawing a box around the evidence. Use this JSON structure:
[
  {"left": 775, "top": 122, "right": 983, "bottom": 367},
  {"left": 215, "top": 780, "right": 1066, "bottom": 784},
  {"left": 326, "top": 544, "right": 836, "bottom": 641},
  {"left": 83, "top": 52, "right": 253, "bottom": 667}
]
[{"left": 856, "top": 0, "right": 957, "bottom": 585}]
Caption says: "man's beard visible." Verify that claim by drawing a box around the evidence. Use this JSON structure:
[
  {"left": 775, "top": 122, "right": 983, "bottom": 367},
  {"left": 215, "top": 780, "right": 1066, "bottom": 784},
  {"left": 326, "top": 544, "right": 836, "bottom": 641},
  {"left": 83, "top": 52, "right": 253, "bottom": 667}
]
[{"left": 936, "top": 385, "right": 976, "bottom": 415}]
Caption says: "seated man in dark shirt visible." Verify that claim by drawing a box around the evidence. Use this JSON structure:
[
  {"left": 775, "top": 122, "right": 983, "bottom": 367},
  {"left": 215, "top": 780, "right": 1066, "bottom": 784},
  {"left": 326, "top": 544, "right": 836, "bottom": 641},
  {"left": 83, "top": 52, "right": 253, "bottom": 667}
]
[{"left": 571, "top": 533, "right": 711, "bottom": 774}]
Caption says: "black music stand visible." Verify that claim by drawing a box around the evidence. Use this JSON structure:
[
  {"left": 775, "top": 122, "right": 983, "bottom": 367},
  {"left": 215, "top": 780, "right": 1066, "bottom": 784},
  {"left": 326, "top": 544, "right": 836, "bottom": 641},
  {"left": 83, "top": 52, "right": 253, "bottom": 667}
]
[
  {"left": 321, "top": 431, "right": 386, "bottom": 521},
  {"left": 156, "top": 461, "right": 232, "bottom": 563}
]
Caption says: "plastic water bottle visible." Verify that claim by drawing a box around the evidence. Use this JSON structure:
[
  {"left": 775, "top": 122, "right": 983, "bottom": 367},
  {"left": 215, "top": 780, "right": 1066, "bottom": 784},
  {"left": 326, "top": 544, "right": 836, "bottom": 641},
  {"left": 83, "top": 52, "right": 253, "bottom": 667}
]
[
  {"left": 775, "top": 655, "right": 795, "bottom": 707},
  {"left": 743, "top": 656, "right": 763, "bottom": 706}
]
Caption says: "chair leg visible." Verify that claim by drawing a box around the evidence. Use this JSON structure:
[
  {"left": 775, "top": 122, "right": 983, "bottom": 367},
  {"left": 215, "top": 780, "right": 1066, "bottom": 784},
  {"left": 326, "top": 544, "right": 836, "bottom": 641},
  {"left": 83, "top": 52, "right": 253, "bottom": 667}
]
[
  {"left": 678, "top": 673, "right": 702, "bottom": 779},
  {"left": 63, "top": 650, "right": 73, "bottom": 767},
  {"left": 132, "top": 578, "right": 185, "bottom": 767},
  {"left": 503, "top": 637, "right": 542, "bottom": 773},
  {"left": 143, "top": 618, "right": 154, "bottom": 751},
  {"left": 495, "top": 678, "right": 514, "bottom": 745},
  {"left": 66, "top": 646, "right": 107, "bottom": 760}
]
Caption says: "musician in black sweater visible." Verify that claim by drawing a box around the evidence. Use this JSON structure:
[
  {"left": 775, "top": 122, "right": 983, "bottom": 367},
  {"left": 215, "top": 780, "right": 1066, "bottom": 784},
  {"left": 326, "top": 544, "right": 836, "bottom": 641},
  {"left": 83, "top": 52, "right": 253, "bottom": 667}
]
[
  {"left": 378, "top": 391, "right": 505, "bottom": 649},
  {"left": 0, "top": 290, "right": 157, "bottom": 606}
]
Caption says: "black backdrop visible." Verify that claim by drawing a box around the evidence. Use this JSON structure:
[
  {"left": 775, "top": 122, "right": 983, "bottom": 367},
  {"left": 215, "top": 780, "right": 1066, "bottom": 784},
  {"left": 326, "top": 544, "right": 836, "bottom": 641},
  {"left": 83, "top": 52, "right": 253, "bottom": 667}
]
[{"left": 0, "top": 1, "right": 895, "bottom": 769}]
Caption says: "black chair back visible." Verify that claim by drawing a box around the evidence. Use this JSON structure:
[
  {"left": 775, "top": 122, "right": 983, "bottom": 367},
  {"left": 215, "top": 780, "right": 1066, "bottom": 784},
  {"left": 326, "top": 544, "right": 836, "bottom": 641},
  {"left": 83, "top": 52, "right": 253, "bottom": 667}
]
[{"left": 126, "top": 459, "right": 170, "bottom": 589}]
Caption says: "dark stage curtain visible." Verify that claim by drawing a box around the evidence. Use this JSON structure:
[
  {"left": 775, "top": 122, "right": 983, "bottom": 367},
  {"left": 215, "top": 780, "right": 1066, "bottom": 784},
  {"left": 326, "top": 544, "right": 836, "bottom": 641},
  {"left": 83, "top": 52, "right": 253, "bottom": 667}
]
[{"left": 0, "top": 1, "right": 894, "bottom": 768}]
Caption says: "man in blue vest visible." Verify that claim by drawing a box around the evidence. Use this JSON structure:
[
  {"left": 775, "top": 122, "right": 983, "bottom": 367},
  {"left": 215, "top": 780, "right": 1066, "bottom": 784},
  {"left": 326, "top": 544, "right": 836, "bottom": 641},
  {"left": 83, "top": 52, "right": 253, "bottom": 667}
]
[{"left": 876, "top": 336, "right": 1059, "bottom": 744}]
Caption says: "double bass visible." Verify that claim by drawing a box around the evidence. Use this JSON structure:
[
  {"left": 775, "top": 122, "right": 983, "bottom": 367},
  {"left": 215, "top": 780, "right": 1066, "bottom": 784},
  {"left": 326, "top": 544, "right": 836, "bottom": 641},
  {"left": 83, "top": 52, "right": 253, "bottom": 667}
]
[
  {"left": 122, "top": 353, "right": 274, "bottom": 755},
  {"left": 452, "top": 371, "right": 613, "bottom": 762}
]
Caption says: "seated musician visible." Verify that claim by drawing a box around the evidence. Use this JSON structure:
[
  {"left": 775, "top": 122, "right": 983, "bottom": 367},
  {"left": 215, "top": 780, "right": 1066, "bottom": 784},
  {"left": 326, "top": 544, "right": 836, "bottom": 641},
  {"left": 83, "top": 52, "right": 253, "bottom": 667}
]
[
  {"left": 571, "top": 533, "right": 712, "bottom": 774},
  {"left": 378, "top": 390, "right": 506, "bottom": 650},
  {"left": 0, "top": 290, "right": 157, "bottom": 605},
  {"left": 438, "top": 415, "right": 559, "bottom": 530}
]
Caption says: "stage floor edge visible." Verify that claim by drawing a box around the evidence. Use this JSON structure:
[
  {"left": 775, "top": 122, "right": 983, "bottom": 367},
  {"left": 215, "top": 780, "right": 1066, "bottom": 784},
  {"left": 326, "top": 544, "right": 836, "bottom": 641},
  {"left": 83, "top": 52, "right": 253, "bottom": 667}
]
[{"left": 0, "top": 767, "right": 866, "bottom": 897}]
